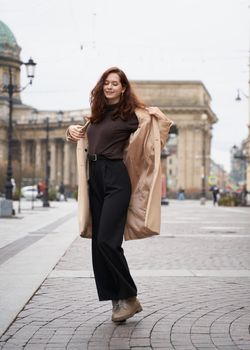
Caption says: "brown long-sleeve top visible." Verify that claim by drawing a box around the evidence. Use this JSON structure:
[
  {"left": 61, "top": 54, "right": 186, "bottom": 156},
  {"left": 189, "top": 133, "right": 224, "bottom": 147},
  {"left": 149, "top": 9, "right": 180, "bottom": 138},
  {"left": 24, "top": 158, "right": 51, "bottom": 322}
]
[{"left": 86, "top": 103, "right": 139, "bottom": 160}]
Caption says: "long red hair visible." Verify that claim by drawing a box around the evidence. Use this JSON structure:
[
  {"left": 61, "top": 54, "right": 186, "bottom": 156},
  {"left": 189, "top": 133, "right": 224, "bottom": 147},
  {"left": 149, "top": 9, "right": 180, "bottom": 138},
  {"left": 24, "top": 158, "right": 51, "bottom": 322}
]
[{"left": 90, "top": 67, "right": 145, "bottom": 123}]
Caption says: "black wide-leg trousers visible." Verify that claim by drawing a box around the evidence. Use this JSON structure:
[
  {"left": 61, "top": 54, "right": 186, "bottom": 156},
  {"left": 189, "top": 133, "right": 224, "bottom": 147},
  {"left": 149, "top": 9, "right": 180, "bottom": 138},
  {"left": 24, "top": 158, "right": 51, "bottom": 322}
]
[{"left": 89, "top": 158, "right": 137, "bottom": 301}]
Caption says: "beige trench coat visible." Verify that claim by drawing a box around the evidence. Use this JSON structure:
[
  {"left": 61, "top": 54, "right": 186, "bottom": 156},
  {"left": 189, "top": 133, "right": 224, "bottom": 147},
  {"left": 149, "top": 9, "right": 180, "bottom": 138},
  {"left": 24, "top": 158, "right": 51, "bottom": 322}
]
[{"left": 66, "top": 107, "right": 173, "bottom": 240}]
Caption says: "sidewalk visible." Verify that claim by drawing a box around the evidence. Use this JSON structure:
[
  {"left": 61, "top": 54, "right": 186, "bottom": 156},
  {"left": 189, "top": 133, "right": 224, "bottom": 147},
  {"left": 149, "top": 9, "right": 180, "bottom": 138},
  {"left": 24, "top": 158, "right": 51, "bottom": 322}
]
[
  {"left": 0, "top": 200, "right": 250, "bottom": 349},
  {"left": 0, "top": 199, "right": 78, "bottom": 338}
]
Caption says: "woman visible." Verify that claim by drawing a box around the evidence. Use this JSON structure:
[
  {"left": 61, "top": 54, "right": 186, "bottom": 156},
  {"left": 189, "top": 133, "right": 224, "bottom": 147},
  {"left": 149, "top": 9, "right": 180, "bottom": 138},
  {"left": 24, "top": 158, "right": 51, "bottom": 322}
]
[{"left": 66, "top": 67, "right": 173, "bottom": 322}]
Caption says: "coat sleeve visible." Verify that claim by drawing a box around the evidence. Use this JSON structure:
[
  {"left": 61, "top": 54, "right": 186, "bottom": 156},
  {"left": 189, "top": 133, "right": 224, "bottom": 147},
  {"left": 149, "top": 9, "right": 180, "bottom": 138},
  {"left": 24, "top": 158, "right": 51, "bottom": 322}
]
[
  {"left": 65, "top": 127, "right": 78, "bottom": 143},
  {"left": 65, "top": 120, "right": 90, "bottom": 143},
  {"left": 152, "top": 108, "right": 174, "bottom": 149}
]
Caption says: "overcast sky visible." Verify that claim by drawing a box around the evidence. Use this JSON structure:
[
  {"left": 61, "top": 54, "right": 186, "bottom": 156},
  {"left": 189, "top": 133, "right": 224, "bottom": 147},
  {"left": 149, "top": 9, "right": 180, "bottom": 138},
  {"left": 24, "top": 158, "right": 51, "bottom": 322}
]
[{"left": 1, "top": 0, "right": 249, "bottom": 172}]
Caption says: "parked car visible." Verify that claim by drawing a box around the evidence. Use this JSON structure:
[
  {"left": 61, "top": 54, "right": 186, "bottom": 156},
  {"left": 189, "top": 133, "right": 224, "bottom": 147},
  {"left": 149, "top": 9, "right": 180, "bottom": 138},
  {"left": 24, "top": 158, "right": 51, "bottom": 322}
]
[{"left": 21, "top": 186, "right": 38, "bottom": 201}]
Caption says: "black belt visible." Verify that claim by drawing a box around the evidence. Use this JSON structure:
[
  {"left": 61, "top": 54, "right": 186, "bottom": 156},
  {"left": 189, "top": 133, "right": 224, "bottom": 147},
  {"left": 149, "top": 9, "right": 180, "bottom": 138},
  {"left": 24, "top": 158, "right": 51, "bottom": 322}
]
[{"left": 87, "top": 154, "right": 108, "bottom": 161}]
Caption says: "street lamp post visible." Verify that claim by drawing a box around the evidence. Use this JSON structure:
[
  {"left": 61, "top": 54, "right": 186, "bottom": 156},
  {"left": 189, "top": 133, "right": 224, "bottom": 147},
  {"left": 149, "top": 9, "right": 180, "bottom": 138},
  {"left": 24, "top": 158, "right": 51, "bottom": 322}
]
[
  {"left": 12, "top": 120, "right": 22, "bottom": 214},
  {"left": 231, "top": 144, "right": 248, "bottom": 205},
  {"left": 200, "top": 113, "right": 208, "bottom": 205},
  {"left": 161, "top": 146, "right": 170, "bottom": 205},
  {"left": 5, "top": 67, "right": 14, "bottom": 201},
  {"left": 57, "top": 110, "right": 63, "bottom": 126},
  {"left": 235, "top": 88, "right": 250, "bottom": 201},
  {"left": 1, "top": 59, "right": 36, "bottom": 206},
  {"left": 235, "top": 38, "right": 250, "bottom": 204},
  {"left": 30, "top": 109, "right": 38, "bottom": 209},
  {"left": 43, "top": 117, "right": 50, "bottom": 207}
]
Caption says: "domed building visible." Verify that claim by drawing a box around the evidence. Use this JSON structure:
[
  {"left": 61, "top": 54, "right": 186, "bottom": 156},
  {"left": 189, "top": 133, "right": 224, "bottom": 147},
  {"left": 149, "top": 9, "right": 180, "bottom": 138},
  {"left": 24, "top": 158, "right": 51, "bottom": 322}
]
[
  {"left": 0, "top": 20, "right": 218, "bottom": 199},
  {"left": 0, "top": 20, "right": 22, "bottom": 104},
  {"left": 0, "top": 20, "right": 81, "bottom": 195}
]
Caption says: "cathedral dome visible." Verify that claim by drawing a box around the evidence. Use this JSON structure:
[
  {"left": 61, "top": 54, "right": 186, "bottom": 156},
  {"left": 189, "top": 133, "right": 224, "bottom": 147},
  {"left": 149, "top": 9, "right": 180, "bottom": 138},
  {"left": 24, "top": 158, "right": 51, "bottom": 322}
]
[{"left": 0, "top": 20, "right": 21, "bottom": 61}]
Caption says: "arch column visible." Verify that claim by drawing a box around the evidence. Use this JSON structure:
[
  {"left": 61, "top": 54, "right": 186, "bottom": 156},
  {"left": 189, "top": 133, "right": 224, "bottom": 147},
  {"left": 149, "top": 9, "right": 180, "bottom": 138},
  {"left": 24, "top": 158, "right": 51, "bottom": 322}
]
[
  {"left": 177, "top": 124, "right": 201, "bottom": 193},
  {"left": 35, "top": 139, "right": 42, "bottom": 170},
  {"left": 56, "top": 140, "right": 63, "bottom": 184},
  {"left": 50, "top": 139, "right": 56, "bottom": 186},
  {"left": 21, "top": 140, "right": 26, "bottom": 167},
  {"left": 0, "top": 140, "right": 7, "bottom": 161},
  {"left": 70, "top": 145, "right": 77, "bottom": 187},
  {"left": 63, "top": 141, "right": 70, "bottom": 185}
]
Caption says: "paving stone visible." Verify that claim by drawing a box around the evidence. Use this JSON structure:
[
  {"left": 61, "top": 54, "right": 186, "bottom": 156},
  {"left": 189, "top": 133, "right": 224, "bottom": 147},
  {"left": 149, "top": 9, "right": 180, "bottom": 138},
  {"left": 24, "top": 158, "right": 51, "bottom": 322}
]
[
  {"left": 66, "top": 345, "right": 88, "bottom": 350},
  {"left": 24, "top": 345, "right": 47, "bottom": 350},
  {"left": 130, "top": 338, "right": 151, "bottom": 347},
  {"left": 130, "top": 347, "right": 152, "bottom": 350}
]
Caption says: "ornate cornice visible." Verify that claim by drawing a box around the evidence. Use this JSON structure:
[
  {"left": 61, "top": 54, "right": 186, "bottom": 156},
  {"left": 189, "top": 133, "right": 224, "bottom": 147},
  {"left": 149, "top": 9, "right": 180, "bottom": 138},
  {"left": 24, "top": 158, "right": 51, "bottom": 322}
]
[
  {"left": 161, "top": 106, "right": 217, "bottom": 124},
  {"left": 132, "top": 80, "right": 212, "bottom": 99}
]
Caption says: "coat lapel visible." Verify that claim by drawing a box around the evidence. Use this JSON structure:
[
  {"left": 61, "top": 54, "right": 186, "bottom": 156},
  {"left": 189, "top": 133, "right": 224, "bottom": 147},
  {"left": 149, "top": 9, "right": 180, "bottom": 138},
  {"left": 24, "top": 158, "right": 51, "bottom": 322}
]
[{"left": 76, "top": 121, "right": 92, "bottom": 238}]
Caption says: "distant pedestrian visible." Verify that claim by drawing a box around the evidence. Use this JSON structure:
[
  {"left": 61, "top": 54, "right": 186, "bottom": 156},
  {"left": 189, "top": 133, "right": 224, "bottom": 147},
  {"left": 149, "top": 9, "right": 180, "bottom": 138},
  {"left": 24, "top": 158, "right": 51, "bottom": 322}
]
[
  {"left": 66, "top": 67, "right": 173, "bottom": 322},
  {"left": 178, "top": 188, "right": 185, "bottom": 200},
  {"left": 11, "top": 178, "right": 16, "bottom": 195},
  {"left": 211, "top": 186, "right": 220, "bottom": 206},
  {"left": 240, "top": 185, "right": 248, "bottom": 206},
  {"left": 37, "top": 182, "right": 45, "bottom": 198},
  {"left": 58, "top": 182, "right": 66, "bottom": 201}
]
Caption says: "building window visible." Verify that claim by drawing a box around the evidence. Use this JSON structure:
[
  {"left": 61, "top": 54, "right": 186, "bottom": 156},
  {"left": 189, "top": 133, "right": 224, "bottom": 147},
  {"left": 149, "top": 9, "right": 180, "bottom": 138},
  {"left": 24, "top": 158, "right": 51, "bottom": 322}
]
[
  {"left": 3, "top": 71, "right": 17, "bottom": 86},
  {"left": 3, "top": 72, "right": 9, "bottom": 85}
]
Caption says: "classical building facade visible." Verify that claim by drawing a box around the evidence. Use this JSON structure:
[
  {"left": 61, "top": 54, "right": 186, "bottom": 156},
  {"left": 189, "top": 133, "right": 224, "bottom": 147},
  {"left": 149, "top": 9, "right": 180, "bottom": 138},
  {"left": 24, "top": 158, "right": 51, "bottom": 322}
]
[
  {"left": 132, "top": 81, "right": 217, "bottom": 196},
  {"left": 0, "top": 20, "right": 218, "bottom": 197},
  {"left": 230, "top": 140, "right": 248, "bottom": 186},
  {"left": 209, "top": 160, "right": 228, "bottom": 190}
]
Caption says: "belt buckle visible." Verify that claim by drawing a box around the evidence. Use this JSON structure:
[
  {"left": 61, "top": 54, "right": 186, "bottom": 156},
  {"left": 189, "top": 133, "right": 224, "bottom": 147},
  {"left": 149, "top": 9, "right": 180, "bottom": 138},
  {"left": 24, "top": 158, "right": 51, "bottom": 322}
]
[{"left": 93, "top": 154, "right": 97, "bottom": 161}]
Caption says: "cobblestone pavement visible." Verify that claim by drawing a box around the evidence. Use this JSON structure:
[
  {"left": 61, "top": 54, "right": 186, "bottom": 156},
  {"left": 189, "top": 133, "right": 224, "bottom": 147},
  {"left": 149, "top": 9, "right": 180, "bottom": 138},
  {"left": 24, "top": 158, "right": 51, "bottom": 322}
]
[{"left": 0, "top": 200, "right": 250, "bottom": 350}]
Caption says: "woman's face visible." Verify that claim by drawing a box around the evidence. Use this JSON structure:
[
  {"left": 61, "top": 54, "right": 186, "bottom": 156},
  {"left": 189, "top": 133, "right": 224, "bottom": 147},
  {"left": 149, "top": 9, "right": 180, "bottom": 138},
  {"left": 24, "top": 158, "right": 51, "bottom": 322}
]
[{"left": 103, "top": 72, "right": 125, "bottom": 104}]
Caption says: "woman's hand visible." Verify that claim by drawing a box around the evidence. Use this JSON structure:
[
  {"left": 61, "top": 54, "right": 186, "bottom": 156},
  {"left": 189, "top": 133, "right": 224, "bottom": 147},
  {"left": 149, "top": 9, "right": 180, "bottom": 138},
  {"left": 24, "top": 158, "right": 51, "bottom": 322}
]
[
  {"left": 146, "top": 106, "right": 173, "bottom": 125},
  {"left": 68, "top": 125, "right": 85, "bottom": 141},
  {"left": 146, "top": 107, "right": 163, "bottom": 118}
]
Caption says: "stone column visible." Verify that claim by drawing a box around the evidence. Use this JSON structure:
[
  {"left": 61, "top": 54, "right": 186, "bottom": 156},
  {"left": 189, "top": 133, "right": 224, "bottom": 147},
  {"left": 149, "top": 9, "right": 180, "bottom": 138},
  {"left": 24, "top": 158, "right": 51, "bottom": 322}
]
[
  {"left": 21, "top": 140, "right": 26, "bottom": 168},
  {"left": 177, "top": 125, "right": 187, "bottom": 190},
  {"left": 63, "top": 141, "right": 70, "bottom": 185},
  {"left": 35, "top": 139, "right": 42, "bottom": 173},
  {"left": 161, "top": 156, "right": 167, "bottom": 198},
  {"left": 71, "top": 145, "right": 77, "bottom": 187},
  {"left": 0, "top": 140, "right": 7, "bottom": 162},
  {"left": 206, "top": 128, "right": 212, "bottom": 182},
  {"left": 50, "top": 139, "right": 56, "bottom": 186},
  {"left": 177, "top": 124, "right": 203, "bottom": 195},
  {"left": 57, "top": 140, "right": 63, "bottom": 183},
  {"left": 194, "top": 128, "right": 203, "bottom": 193}
]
